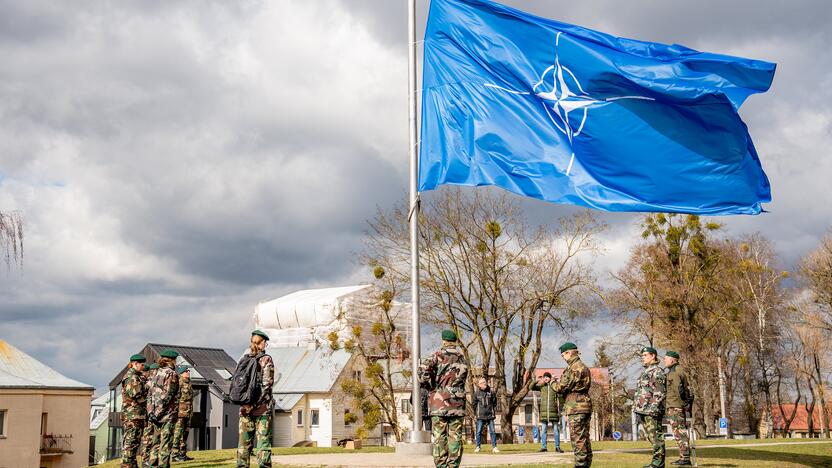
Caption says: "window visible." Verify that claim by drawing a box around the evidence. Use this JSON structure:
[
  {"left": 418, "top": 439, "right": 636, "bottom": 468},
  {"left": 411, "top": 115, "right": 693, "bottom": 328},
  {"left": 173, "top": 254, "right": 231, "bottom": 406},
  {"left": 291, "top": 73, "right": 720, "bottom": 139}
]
[
  {"left": 401, "top": 398, "right": 412, "bottom": 414},
  {"left": 41, "top": 413, "right": 48, "bottom": 435},
  {"left": 311, "top": 409, "right": 320, "bottom": 427},
  {"left": 0, "top": 409, "right": 6, "bottom": 437},
  {"left": 352, "top": 370, "right": 362, "bottom": 381},
  {"left": 192, "top": 390, "right": 201, "bottom": 413},
  {"left": 296, "top": 409, "right": 304, "bottom": 426},
  {"left": 524, "top": 404, "right": 533, "bottom": 424},
  {"left": 344, "top": 409, "right": 353, "bottom": 426},
  {"left": 216, "top": 369, "right": 232, "bottom": 380}
]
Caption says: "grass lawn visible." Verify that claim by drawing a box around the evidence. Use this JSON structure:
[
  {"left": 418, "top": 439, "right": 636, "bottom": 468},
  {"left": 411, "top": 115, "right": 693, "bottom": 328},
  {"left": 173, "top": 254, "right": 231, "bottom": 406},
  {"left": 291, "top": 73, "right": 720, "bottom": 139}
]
[
  {"left": 91, "top": 446, "right": 395, "bottom": 468},
  {"left": 475, "top": 440, "right": 832, "bottom": 467},
  {"left": 90, "top": 439, "right": 832, "bottom": 467}
]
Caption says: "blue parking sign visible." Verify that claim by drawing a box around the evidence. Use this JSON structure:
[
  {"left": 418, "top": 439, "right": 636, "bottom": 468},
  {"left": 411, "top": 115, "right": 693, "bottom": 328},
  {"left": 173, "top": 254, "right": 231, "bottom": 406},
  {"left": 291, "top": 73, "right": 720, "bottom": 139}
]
[{"left": 612, "top": 431, "right": 622, "bottom": 441}]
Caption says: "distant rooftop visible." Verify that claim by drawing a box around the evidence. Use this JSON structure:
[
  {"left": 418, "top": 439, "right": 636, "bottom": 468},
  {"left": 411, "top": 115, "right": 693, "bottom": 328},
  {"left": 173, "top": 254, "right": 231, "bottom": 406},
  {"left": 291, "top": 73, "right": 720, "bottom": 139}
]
[
  {"left": 254, "top": 285, "right": 411, "bottom": 348},
  {"left": 0, "top": 339, "right": 93, "bottom": 390},
  {"left": 108, "top": 343, "right": 237, "bottom": 395},
  {"left": 272, "top": 345, "right": 353, "bottom": 394}
]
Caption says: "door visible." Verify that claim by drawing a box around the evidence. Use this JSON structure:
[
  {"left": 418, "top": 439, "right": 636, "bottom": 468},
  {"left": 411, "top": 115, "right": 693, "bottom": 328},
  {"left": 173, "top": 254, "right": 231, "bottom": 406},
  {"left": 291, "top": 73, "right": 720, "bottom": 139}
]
[{"left": 274, "top": 412, "right": 292, "bottom": 447}]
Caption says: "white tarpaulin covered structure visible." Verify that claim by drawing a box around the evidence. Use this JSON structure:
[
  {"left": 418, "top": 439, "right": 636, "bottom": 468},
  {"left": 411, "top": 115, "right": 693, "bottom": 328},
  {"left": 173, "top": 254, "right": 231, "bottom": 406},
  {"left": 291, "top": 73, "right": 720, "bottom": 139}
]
[{"left": 253, "top": 285, "right": 411, "bottom": 348}]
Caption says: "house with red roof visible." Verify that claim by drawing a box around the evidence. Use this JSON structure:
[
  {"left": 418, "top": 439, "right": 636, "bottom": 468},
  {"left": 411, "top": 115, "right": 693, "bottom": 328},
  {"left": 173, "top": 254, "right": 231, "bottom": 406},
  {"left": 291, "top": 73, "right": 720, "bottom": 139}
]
[{"left": 770, "top": 403, "right": 832, "bottom": 438}]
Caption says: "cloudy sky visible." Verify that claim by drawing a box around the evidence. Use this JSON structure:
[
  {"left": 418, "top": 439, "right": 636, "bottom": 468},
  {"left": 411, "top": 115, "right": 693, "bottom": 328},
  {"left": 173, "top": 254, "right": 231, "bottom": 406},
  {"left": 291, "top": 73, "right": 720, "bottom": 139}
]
[{"left": 0, "top": 0, "right": 829, "bottom": 392}]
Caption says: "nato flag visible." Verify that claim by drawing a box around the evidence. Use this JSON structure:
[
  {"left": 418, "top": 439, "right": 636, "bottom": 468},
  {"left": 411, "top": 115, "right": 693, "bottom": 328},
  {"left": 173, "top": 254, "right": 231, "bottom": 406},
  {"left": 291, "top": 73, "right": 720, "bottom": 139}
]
[{"left": 419, "top": 0, "right": 775, "bottom": 215}]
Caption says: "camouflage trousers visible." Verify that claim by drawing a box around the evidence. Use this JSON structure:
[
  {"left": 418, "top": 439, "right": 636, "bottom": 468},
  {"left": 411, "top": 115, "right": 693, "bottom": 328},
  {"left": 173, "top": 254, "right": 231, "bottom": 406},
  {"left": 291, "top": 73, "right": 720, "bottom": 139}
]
[
  {"left": 666, "top": 408, "right": 690, "bottom": 461},
  {"left": 431, "top": 416, "right": 463, "bottom": 468},
  {"left": 237, "top": 412, "right": 272, "bottom": 468},
  {"left": 172, "top": 413, "right": 191, "bottom": 457},
  {"left": 121, "top": 418, "right": 145, "bottom": 468},
  {"left": 567, "top": 413, "right": 593, "bottom": 468},
  {"left": 641, "top": 414, "right": 665, "bottom": 468},
  {"left": 147, "top": 418, "right": 177, "bottom": 468},
  {"left": 140, "top": 420, "right": 152, "bottom": 458}
]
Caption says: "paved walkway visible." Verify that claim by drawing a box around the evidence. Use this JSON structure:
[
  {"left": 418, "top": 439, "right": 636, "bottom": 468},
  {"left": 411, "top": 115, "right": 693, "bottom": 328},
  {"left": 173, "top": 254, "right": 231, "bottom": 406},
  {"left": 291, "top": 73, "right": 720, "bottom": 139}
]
[
  {"left": 274, "top": 441, "right": 832, "bottom": 467},
  {"left": 275, "top": 451, "right": 570, "bottom": 467}
]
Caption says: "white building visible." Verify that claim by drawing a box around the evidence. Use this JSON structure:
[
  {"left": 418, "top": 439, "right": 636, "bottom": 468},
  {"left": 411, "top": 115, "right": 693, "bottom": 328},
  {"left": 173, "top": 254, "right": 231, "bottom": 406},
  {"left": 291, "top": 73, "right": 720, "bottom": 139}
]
[{"left": 254, "top": 285, "right": 413, "bottom": 447}]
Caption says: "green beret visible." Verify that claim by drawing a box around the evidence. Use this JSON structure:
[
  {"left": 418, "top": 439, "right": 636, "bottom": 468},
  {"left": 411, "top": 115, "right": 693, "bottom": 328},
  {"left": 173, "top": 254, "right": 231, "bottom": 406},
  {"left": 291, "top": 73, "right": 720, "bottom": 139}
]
[
  {"left": 559, "top": 342, "right": 578, "bottom": 353},
  {"left": 641, "top": 346, "right": 657, "bottom": 355},
  {"left": 148, "top": 363, "right": 159, "bottom": 370},
  {"left": 160, "top": 349, "right": 179, "bottom": 359},
  {"left": 252, "top": 330, "right": 270, "bottom": 341},
  {"left": 177, "top": 365, "right": 190, "bottom": 374},
  {"left": 441, "top": 329, "right": 457, "bottom": 341},
  {"left": 130, "top": 354, "right": 146, "bottom": 363},
  {"left": 666, "top": 351, "right": 680, "bottom": 359}
]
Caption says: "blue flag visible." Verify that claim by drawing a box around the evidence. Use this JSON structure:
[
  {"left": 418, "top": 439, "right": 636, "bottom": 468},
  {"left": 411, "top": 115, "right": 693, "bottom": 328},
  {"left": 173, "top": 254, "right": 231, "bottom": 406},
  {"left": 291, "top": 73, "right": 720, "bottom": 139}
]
[{"left": 419, "top": 0, "right": 775, "bottom": 215}]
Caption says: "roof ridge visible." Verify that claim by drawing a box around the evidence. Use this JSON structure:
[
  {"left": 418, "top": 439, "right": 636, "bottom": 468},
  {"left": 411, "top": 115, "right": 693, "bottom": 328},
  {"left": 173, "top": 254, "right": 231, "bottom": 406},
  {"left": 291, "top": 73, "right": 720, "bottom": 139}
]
[{"left": 147, "top": 343, "right": 228, "bottom": 351}]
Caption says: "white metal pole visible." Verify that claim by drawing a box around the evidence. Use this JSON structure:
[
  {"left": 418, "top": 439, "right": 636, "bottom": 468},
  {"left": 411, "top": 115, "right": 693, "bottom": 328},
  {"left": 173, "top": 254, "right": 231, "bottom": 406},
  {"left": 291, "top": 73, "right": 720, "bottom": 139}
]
[{"left": 407, "top": 0, "right": 426, "bottom": 444}]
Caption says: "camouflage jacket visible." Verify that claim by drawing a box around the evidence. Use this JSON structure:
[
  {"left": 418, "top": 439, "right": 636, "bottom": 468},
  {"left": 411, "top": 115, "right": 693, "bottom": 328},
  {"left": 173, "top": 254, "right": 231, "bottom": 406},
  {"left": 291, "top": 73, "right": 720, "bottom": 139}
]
[
  {"left": 250, "top": 353, "right": 275, "bottom": 416},
  {"left": 418, "top": 344, "right": 469, "bottom": 417},
  {"left": 178, "top": 375, "right": 194, "bottom": 417},
  {"left": 529, "top": 379, "right": 565, "bottom": 420},
  {"left": 550, "top": 356, "right": 592, "bottom": 415},
  {"left": 148, "top": 364, "right": 180, "bottom": 423},
  {"left": 121, "top": 367, "right": 147, "bottom": 420},
  {"left": 665, "top": 364, "right": 693, "bottom": 409},
  {"left": 634, "top": 361, "right": 666, "bottom": 416}
]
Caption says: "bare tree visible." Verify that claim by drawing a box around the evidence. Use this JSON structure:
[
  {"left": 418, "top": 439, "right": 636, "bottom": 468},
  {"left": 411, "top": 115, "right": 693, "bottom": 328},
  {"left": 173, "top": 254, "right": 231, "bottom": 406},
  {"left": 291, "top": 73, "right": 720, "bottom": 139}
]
[
  {"left": 0, "top": 210, "right": 23, "bottom": 269},
  {"left": 723, "top": 235, "right": 788, "bottom": 437},
  {"left": 801, "top": 231, "right": 832, "bottom": 333},
  {"left": 364, "top": 188, "right": 604, "bottom": 440},
  {"left": 791, "top": 306, "right": 830, "bottom": 438},
  {"left": 774, "top": 362, "right": 802, "bottom": 438}
]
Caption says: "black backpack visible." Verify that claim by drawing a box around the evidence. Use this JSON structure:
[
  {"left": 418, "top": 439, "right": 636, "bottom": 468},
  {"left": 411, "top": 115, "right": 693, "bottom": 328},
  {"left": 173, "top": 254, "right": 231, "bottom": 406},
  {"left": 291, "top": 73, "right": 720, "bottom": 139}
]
[{"left": 229, "top": 352, "right": 263, "bottom": 405}]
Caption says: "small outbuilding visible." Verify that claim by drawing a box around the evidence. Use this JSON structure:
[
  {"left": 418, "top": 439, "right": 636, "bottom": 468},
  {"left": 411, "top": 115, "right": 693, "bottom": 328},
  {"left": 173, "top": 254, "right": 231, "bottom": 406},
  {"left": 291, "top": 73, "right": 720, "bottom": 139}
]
[{"left": 0, "top": 338, "right": 94, "bottom": 468}]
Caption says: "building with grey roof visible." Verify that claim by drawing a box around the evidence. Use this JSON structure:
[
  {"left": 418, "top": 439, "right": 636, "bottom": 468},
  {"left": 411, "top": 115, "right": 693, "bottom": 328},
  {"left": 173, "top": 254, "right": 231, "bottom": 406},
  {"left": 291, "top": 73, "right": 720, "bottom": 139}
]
[
  {"left": 106, "top": 343, "right": 240, "bottom": 459},
  {"left": 0, "top": 338, "right": 94, "bottom": 468}
]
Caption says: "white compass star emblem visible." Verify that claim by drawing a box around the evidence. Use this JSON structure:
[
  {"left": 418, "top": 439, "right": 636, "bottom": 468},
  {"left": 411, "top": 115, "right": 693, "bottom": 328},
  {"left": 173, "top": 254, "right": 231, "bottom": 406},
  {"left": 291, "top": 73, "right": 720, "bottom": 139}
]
[{"left": 485, "top": 32, "right": 654, "bottom": 175}]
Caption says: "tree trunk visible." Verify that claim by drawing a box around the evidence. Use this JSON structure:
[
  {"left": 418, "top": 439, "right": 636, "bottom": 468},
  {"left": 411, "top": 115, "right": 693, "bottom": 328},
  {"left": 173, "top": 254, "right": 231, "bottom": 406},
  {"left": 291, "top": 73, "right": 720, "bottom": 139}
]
[
  {"left": 702, "top": 378, "right": 713, "bottom": 435},
  {"left": 500, "top": 402, "right": 517, "bottom": 443},
  {"left": 807, "top": 378, "right": 817, "bottom": 437}
]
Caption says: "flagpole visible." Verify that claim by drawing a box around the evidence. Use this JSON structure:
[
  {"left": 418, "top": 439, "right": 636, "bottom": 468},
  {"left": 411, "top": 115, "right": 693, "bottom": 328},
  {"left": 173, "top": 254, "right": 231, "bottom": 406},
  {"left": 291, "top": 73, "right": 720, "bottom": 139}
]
[{"left": 407, "top": 0, "right": 428, "bottom": 445}]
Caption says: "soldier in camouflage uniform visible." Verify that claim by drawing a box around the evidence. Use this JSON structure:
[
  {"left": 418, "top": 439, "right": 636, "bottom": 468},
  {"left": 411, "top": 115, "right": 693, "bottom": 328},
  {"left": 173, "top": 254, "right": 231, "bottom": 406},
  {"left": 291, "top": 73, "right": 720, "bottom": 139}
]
[
  {"left": 147, "top": 349, "right": 180, "bottom": 468},
  {"left": 237, "top": 330, "right": 275, "bottom": 468},
  {"left": 419, "top": 329, "right": 469, "bottom": 468},
  {"left": 140, "top": 362, "right": 157, "bottom": 464},
  {"left": 664, "top": 351, "right": 693, "bottom": 466},
  {"left": 172, "top": 366, "right": 194, "bottom": 461},
  {"left": 121, "top": 354, "right": 147, "bottom": 468},
  {"left": 635, "top": 346, "right": 666, "bottom": 468},
  {"left": 547, "top": 342, "right": 593, "bottom": 468}
]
